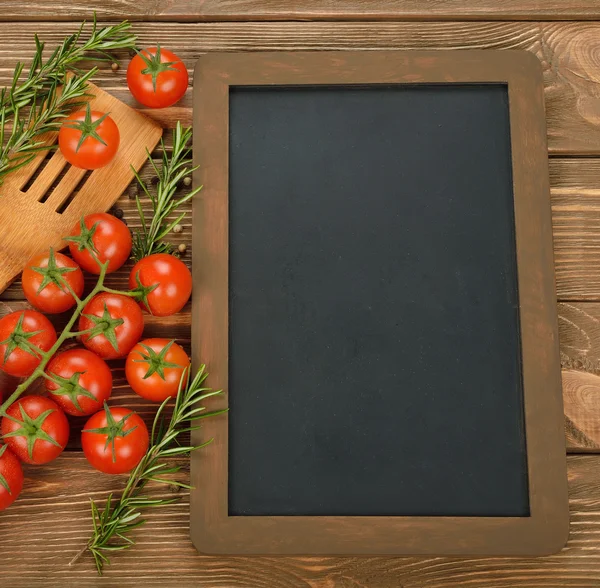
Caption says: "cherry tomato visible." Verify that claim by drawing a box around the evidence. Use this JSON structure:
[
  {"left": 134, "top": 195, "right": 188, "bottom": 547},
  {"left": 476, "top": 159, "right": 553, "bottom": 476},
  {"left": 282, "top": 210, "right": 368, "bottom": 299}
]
[
  {"left": 67, "top": 213, "right": 132, "bottom": 275},
  {"left": 21, "top": 249, "right": 84, "bottom": 314},
  {"left": 58, "top": 103, "right": 120, "bottom": 170},
  {"left": 45, "top": 348, "right": 113, "bottom": 416},
  {"left": 79, "top": 293, "right": 144, "bottom": 360},
  {"left": 129, "top": 254, "right": 192, "bottom": 317},
  {"left": 0, "top": 310, "right": 57, "bottom": 377},
  {"left": 126, "top": 338, "right": 189, "bottom": 402},
  {"left": 1, "top": 395, "right": 69, "bottom": 465},
  {"left": 0, "top": 445, "right": 24, "bottom": 510},
  {"left": 82, "top": 405, "right": 149, "bottom": 474},
  {"left": 127, "top": 46, "right": 188, "bottom": 109}
]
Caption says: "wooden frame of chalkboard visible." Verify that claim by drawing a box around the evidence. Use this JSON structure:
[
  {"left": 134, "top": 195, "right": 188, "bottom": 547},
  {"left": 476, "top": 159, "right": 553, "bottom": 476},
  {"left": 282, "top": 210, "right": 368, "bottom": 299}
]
[{"left": 191, "top": 50, "right": 568, "bottom": 556}]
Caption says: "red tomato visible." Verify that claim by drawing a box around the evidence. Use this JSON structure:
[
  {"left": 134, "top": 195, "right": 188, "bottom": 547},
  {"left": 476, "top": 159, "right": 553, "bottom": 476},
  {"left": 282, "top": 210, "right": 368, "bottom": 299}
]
[
  {"left": 45, "top": 348, "right": 113, "bottom": 416},
  {"left": 79, "top": 293, "right": 144, "bottom": 360},
  {"left": 21, "top": 249, "right": 84, "bottom": 314},
  {"left": 126, "top": 338, "right": 190, "bottom": 402},
  {"left": 129, "top": 254, "right": 192, "bottom": 317},
  {"left": 58, "top": 104, "right": 120, "bottom": 170},
  {"left": 82, "top": 406, "right": 149, "bottom": 474},
  {"left": 67, "top": 213, "right": 132, "bottom": 275},
  {"left": 127, "top": 46, "right": 188, "bottom": 109},
  {"left": 0, "top": 310, "right": 57, "bottom": 377},
  {"left": 1, "top": 395, "right": 69, "bottom": 465},
  {"left": 0, "top": 445, "right": 24, "bottom": 510}
]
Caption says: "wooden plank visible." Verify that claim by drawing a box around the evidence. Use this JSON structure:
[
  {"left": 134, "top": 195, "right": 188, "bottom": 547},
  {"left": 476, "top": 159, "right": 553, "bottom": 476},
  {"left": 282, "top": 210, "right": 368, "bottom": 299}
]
[
  {"left": 560, "top": 302, "right": 600, "bottom": 449},
  {"left": 2, "top": 0, "right": 600, "bottom": 22},
  {"left": 0, "top": 454, "right": 596, "bottom": 586},
  {"left": 3, "top": 22, "right": 600, "bottom": 154},
  {"left": 551, "top": 158, "right": 600, "bottom": 301},
  {"left": 560, "top": 302, "right": 600, "bottom": 375}
]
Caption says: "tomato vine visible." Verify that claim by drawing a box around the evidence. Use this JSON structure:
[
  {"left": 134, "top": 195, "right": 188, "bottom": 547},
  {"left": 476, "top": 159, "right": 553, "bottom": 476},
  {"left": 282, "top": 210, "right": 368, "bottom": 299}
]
[{"left": 0, "top": 250, "right": 140, "bottom": 419}]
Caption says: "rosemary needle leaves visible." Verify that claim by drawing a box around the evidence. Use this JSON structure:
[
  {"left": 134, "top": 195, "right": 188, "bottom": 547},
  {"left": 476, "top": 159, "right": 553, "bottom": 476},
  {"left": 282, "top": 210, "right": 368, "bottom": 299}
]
[
  {"left": 131, "top": 123, "right": 202, "bottom": 261},
  {"left": 74, "top": 366, "right": 226, "bottom": 574},
  {"left": 0, "top": 16, "right": 137, "bottom": 185}
]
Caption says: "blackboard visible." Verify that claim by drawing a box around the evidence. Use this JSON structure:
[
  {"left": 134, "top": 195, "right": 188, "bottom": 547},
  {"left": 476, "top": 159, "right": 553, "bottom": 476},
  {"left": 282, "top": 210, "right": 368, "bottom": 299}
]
[
  {"left": 228, "top": 84, "right": 528, "bottom": 517},
  {"left": 192, "top": 51, "right": 568, "bottom": 556}
]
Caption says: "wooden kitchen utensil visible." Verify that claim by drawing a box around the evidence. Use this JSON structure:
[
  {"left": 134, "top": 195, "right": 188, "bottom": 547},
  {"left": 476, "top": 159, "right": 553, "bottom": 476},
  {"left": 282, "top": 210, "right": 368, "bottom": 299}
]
[{"left": 0, "top": 81, "right": 162, "bottom": 294}]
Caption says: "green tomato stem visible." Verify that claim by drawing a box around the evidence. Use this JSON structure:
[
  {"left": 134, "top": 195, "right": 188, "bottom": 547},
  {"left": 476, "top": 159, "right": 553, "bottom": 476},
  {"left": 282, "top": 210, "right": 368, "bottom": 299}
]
[
  {"left": 101, "top": 286, "right": 139, "bottom": 298},
  {"left": 61, "top": 277, "right": 83, "bottom": 306}
]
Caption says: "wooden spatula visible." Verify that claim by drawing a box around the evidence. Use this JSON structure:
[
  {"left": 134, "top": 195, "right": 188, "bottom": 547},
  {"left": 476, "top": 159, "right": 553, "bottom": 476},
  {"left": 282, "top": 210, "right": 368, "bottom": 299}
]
[{"left": 0, "top": 81, "right": 162, "bottom": 294}]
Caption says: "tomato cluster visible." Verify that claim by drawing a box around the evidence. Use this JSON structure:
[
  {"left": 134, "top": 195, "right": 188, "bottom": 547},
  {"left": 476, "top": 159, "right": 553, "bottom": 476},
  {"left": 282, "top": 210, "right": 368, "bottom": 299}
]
[
  {"left": 0, "top": 45, "right": 191, "bottom": 511},
  {"left": 0, "top": 211, "right": 192, "bottom": 510}
]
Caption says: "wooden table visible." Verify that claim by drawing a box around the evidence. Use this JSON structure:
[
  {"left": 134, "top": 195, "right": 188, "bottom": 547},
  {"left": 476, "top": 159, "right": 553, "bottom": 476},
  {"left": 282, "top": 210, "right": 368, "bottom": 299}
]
[{"left": 2, "top": 2, "right": 600, "bottom": 586}]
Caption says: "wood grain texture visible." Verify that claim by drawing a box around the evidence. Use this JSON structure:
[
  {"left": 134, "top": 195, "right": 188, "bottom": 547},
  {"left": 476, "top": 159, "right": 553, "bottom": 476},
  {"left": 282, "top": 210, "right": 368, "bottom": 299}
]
[
  {"left": 551, "top": 158, "right": 600, "bottom": 301},
  {"left": 560, "top": 302, "right": 600, "bottom": 450},
  {"left": 5, "top": 22, "right": 600, "bottom": 154},
  {"left": 2, "top": 0, "right": 600, "bottom": 22},
  {"left": 0, "top": 454, "right": 596, "bottom": 587}
]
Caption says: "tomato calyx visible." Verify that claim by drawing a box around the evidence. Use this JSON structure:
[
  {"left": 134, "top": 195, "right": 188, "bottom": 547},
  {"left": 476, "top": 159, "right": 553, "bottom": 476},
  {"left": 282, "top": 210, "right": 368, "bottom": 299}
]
[
  {"left": 0, "top": 445, "right": 11, "bottom": 494},
  {"left": 0, "top": 312, "right": 44, "bottom": 363},
  {"left": 83, "top": 402, "right": 138, "bottom": 463},
  {"left": 136, "top": 44, "right": 179, "bottom": 93},
  {"left": 65, "top": 217, "right": 100, "bottom": 256},
  {"left": 30, "top": 247, "right": 78, "bottom": 295},
  {"left": 130, "top": 270, "right": 158, "bottom": 313},
  {"left": 2, "top": 405, "right": 62, "bottom": 461},
  {"left": 62, "top": 103, "right": 111, "bottom": 153},
  {"left": 133, "top": 340, "right": 183, "bottom": 380},
  {"left": 45, "top": 371, "right": 96, "bottom": 414},
  {"left": 81, "top": 303, "right": 124, "bottom": 353}
]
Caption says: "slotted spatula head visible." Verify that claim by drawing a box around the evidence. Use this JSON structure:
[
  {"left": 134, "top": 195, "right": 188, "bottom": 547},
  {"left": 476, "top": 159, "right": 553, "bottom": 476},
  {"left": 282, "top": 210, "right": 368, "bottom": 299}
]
[{"left": 0, "top": 81, "right": 162, "bottom": 294}]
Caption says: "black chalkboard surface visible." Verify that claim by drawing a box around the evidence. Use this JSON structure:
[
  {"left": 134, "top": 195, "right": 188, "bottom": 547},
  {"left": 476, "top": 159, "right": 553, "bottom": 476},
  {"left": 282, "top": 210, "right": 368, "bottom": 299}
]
[
  {"left": 227, "top": 84, "right": 528, "bottom": 517},
  {"left": 191, "top": 51, "right": 568, "bottom": 556}
]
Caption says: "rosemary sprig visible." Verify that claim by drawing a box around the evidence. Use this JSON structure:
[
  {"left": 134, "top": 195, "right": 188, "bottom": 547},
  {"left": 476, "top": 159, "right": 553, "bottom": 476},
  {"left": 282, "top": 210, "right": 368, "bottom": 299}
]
[
  {"left": 131, "top": 122, "right": 202, "bottom": 261},
  {"left": 2, "top": 16, "right": 136, "bottom": 115},
  {"left": 73, "top": 366, "right": 226, "bottom": 574},
  {"left": 0, "top": 16, "right": 137, "bottom": 185}
]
